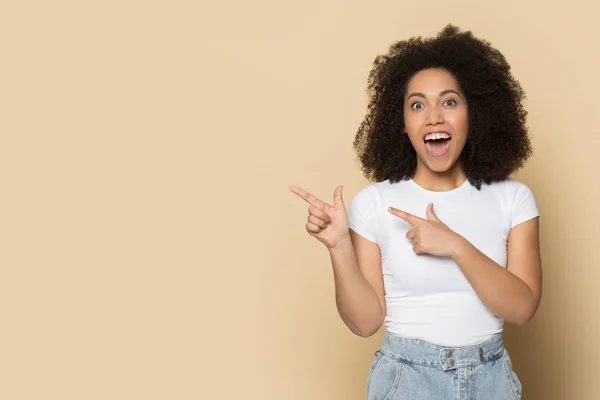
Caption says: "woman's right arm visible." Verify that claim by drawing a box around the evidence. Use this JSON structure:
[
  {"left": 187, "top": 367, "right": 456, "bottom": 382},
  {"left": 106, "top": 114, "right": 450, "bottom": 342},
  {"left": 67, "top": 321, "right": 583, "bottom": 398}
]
[
  {"left": 329, "top": 231, "right": 386, "bottom": 337},
  {"left": 290, "top": 184, "right": 386, "bottom": 338}
]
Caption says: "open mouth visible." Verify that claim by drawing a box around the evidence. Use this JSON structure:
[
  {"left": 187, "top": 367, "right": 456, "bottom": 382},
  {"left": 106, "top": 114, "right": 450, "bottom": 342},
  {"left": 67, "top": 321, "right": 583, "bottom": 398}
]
[{"left": 424, "top": 132, "right": 451, "bottom": 156}]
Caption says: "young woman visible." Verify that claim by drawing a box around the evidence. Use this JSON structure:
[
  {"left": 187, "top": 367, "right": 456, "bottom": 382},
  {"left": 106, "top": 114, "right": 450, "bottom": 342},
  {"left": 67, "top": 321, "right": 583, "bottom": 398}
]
[{"left": 290, "top": 24, "right": 541, "bottom": 400}]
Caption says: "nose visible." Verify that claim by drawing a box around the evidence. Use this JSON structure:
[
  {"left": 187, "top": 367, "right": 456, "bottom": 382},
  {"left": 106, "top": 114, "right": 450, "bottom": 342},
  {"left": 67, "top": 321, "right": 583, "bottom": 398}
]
[{"left": 426, "top": 107, "right": 444, "bottom": 125}]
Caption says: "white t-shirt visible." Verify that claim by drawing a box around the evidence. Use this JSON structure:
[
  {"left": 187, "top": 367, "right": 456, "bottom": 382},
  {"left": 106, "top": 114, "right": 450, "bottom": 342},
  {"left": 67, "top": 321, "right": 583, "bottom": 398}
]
[{"left": 347, "top": 177, "right": 539, "bottom": 346}]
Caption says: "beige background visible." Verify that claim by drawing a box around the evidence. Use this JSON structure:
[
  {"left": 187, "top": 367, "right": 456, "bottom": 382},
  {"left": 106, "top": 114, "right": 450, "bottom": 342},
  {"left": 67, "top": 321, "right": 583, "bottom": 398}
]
[{"left": 2, "top": 1, "right": 599, "bottom": 399}]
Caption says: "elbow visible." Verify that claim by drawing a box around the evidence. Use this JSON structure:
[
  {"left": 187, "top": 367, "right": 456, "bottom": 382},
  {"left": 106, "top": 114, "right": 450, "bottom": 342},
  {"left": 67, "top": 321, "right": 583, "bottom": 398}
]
[
  {"left": 509, "top": 305, "right": 539, "bottom": 326},
  {"left": 511, "top": 313, "right": 533, "bottom": 326},
  {"left": 508, "top": 292, "right": 541, "bottom": 326},
  {"left": 340, "top": 306, "right": 385, "bottom": 338},
  {"left": 353, "top": 327, "right": 379, "bottom": 338},
  {"left": 350, "top": 319, "right": 384, "bottom": 338}
]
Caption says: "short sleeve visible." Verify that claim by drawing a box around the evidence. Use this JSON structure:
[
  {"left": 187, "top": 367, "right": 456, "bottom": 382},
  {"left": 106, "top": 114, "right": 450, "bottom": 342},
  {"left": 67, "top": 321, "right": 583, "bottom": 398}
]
[
  {"left": 510, "top": 182, "right": 540, "bottom": 229},
  {"left": 347, "top": 185, "right": 380, "bottom": 244}
]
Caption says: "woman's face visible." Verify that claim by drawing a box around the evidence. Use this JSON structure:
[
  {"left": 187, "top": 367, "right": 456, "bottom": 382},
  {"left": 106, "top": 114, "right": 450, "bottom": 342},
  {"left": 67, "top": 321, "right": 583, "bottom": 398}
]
[{"left": 403, "top": 68, "right": 469, "bottom": 174}]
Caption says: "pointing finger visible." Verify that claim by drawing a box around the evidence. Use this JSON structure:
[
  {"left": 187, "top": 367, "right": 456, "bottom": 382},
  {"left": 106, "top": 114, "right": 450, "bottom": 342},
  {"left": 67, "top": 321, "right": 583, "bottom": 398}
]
[
  {"left": 289, "top": 185, "right": 328, "bottom": 209},
  {"left": 388, "top": 207, "right": 422, "bottom": 226}
]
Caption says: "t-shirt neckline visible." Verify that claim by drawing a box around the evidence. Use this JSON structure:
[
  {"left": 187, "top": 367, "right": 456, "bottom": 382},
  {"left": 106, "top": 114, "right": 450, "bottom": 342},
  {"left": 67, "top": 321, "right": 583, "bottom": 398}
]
[{"left": 408, "top": 177, "right": 471, "bottom": 196}]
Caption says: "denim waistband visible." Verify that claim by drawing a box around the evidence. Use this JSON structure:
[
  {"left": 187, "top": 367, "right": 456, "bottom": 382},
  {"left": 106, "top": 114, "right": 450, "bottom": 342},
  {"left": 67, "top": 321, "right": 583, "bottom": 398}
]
[{"left": 380, "top": 331, "right": 505, "bottom": 371}]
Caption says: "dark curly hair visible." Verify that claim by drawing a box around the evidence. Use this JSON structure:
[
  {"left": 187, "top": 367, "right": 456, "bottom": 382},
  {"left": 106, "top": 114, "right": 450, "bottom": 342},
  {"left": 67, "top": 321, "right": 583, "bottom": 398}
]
[{"left": 353, "top": 24, "right": 532, "bottom": 190}]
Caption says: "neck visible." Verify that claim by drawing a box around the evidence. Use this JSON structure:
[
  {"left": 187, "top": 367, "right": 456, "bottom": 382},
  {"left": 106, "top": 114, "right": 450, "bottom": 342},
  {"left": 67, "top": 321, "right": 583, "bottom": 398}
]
[{"left": 412, "top": 164, "right": 467, "bottom": 192}]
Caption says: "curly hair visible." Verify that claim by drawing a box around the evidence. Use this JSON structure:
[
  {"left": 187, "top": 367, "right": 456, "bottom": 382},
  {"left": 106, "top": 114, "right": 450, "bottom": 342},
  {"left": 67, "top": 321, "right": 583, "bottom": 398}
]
[{"left": 353, "top": 24, "right": 532, "bottom": 190}]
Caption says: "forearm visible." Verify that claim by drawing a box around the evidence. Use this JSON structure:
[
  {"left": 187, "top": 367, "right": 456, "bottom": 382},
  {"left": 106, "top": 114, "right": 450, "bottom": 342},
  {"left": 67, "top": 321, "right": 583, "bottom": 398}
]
[
  {"left": 328, "top": 235, "right": 384, "bottom": 337},
  {"left": 451, "top": 237, "right": 539, "bottom": 325}
]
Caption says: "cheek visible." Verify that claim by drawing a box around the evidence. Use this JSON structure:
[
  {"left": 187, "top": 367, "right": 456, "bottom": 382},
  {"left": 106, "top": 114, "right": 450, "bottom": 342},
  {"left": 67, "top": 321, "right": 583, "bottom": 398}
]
[
  {"left": 447, "top": 113, "right": 469, "bottom": 134},
  {"left": 404, "top": 112, "right": 423, "bottom": 133},
  {"left": 405, "top": 134, "right": 422, "bottom": 150}
]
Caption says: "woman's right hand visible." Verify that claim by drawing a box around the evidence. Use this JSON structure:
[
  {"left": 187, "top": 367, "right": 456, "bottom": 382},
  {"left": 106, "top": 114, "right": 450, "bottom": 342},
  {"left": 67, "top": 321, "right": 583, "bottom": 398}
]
[{"left": 289, "top": 185, "right": 349, "bottom": 249}]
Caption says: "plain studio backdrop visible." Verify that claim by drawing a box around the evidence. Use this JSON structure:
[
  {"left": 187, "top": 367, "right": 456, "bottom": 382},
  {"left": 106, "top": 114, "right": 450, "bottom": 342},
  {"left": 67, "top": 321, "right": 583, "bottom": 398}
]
[{"left": 2, "top": 1, "right": 599, "bottom": 399}]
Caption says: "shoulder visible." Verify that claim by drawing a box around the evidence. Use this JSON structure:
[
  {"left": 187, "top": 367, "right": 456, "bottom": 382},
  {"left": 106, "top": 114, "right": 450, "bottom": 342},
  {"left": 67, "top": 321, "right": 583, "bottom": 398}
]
[
  {"left": 482, "top": 178, "right": 536, "bottom": 198},
  {"left": 488, "top": 178, "right": 539, "bottom": 227},
  {"left": 502, "top": 177, "right": 533, "bottom": 190},
  {"left": 502, "top": 178, "right": 537, "bottom": 203},
  {"left": 347, "top": 180, "right": 403, "bottom": 218},
  {"left": 348, "top": 181, "right": 395, "bottom": 242},
  {"left": 349, "top": 182, "right": 382, "bottom": 209}
]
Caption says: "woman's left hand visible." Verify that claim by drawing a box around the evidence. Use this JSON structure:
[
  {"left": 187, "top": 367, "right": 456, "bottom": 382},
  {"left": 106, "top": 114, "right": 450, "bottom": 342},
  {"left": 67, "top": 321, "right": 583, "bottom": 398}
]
[{"left": 388, "top": 203, "right": 464, "bottom": 257}]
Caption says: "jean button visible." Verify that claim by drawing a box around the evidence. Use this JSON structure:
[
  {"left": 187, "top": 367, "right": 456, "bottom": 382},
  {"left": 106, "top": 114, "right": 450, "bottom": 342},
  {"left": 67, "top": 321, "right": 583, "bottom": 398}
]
[
  {"left": 448, "top": 359, "right": 455, "bottom": 367},
  {"left": 447, "top": 350, "right": 453, "bottom": 357}
]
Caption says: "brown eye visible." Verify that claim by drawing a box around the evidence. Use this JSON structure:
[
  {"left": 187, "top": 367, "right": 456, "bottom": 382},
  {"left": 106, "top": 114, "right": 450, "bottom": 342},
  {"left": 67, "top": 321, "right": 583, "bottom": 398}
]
[
  {"left": 444, "top": 99, "right": 457, "bottom": 107},
  {"left": 411, "top": 102, "right": 424, "bottom": 110}
]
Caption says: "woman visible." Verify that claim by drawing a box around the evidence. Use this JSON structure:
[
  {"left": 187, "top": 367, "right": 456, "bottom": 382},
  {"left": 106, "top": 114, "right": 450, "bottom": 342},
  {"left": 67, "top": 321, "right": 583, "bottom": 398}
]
[{"left": 290, "top": 24, "right": 541, "bottom": 399}]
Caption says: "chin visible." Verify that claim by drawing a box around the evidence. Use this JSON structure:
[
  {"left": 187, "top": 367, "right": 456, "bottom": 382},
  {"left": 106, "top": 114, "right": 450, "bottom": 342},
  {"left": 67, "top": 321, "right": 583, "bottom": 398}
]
[{"left": 423, "top": 159, "right": 455, "bottom": 173}]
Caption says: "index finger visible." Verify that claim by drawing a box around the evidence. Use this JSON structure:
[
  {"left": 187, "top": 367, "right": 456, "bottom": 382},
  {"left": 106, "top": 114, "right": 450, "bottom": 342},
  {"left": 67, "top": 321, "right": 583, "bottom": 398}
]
[
  {"left": 388, "top": 207, "right": 422, "bottom": 225},
  {"left": 289, "top": 185, "right": 326, "bottom": 208}
]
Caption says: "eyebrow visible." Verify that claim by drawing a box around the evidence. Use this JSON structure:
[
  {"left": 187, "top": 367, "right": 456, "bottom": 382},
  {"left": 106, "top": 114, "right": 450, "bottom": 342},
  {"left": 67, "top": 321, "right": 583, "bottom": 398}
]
[{"left": 407, "top": 89, "right": 463, "bottom": 100}]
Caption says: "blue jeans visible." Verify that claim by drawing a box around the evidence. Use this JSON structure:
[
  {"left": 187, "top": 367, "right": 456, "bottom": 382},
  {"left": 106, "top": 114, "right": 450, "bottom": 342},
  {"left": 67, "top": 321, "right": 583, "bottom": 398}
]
[{"left": 367, "top": 331, "right": 522, "bottom": 399}]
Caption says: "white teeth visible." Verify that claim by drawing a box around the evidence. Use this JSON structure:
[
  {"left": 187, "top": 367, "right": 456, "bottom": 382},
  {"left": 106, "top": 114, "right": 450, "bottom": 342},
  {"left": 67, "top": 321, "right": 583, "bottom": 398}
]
[{"left": 424, "top": 132, "right": 451, "bottom": 141}]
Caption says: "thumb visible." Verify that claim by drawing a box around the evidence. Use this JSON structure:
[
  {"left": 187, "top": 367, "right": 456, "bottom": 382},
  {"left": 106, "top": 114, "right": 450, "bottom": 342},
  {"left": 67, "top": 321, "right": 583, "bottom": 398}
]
[
  {"left": 333, "top": 185, "right": 345, "bottom": 209},
  {"left": 426, "top": 203, "right": 441, "bottom": 222}
]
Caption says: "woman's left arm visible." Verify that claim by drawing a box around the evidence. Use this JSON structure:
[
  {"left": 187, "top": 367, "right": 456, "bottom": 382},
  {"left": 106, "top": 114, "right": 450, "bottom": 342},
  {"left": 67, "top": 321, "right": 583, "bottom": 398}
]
[
  {"left": 451, "top": 217, "right": 542, "bottom": 325},
  {"left": 388, "top": 205, "right": 542, "bottom": 325}
]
